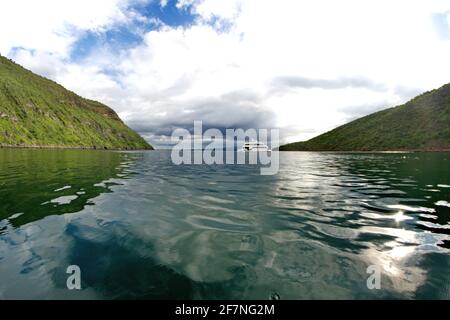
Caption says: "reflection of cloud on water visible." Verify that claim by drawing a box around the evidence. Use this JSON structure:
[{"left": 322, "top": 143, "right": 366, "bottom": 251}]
[
  {"left": 2, "top": 151, "right": 448, "bottom": 299},
  {"left": 359, "top": 226, "right": 448, "bottom": 295},
  {"left": 0, "top": 150, "right": 139, "bottom": 228},
  {"left": 435, "top": 200, "right": 450, "bottom": 208},
  {"left": 0, "top": 216, "right": 99, "bottom": 299},
  {"left": 44, "top": 195, "right": 79, "bottom": 205},
  {"left": 264, "top": 152, "right": 450, "bottom": 298},
  {"left": 362, "top": 246, "right": 425, "bottom": 295}
]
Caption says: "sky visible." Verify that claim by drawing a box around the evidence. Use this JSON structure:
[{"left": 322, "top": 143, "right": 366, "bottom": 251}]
[{"left": 1, "top": 0, "right": 450, "bottom": 148}]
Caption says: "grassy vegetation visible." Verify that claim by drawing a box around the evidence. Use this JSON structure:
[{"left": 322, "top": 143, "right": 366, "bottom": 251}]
[
  {"left": 0, "top": 55, "right": 152, "bottom": 150},
  {"left": 280, "top": 83, "right": 450, "bottom": 151}
]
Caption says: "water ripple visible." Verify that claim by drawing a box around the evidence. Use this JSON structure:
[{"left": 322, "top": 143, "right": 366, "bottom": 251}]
[{"left": 0, "top": 150, "right": 449, "bottom": 299}]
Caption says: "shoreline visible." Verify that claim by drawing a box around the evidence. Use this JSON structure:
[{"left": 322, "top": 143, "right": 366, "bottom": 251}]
[
  {"left": 278, "top": 149, "right": 450, "bottom": 153},
  {"left": 1, "top": 144, "right": 448, "bottom": 153},
  {"left": 0, "top": 143, "right": 152, "bottom": 151}
]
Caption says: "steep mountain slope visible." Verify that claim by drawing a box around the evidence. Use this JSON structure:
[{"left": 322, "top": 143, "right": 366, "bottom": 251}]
[
  {"left": 0, "top": 55, "right": 152, "bottom": 150},
  {"left": 280, "top": 83, "right": 450, "bottom": 151}
]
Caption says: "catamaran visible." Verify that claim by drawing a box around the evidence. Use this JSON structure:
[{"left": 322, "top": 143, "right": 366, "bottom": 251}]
[{"left": 240, "top": 141, "right": 271, "bottom": 152}]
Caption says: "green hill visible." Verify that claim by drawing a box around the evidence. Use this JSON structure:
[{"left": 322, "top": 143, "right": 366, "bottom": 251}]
[
  {"left": 0, "top": 55, "right": 152, "bottom": 150},
  {"left": 280, "top": 83, "right": 450, "bottom": 151}
]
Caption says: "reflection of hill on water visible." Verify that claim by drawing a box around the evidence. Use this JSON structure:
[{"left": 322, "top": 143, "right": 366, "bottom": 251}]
[{"left": 0, "top": 149, "right": 136, "bottom": 229}]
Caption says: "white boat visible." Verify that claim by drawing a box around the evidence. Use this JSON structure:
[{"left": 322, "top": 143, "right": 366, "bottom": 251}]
[{"left": 240, "top": 141, "right": 271, "bottom": 152}]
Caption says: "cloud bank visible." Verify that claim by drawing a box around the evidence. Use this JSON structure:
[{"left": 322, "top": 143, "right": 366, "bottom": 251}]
[{"left": 2, "top": 0, "right": 450, "bottom": 147}]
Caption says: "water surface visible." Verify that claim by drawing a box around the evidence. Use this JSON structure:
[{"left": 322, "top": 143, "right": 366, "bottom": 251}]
[{"left": 0, "top": 149, "right": 449, "bottom": 299}]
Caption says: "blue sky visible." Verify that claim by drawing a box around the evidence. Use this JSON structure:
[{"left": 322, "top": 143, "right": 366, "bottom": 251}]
[
  {"left": 1, "top": 0, "right": 450, "bottom": 148},
  {"left": 70, "top": 0, "right": 197, "bottom": 62}
]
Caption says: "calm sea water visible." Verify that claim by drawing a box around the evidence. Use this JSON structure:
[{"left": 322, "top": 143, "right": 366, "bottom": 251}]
[{"left": 0, "top": 149, "right": 449, "bottom": 299}]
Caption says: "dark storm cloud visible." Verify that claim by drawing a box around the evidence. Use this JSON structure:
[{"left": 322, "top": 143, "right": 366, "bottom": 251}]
[
  {"left": 271, "top": 75, "right": 387, "bottom": 92},
  {"left": 125, "top": 71, "right": 425, "bottom": 148},
  {"left": 127, "top": 89, "right": 277, "bottom": 146}
]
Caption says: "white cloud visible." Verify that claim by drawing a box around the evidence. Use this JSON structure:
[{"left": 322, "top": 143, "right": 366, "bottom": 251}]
[
  {"left": 176, "top": 0, "right": 196, "bottom": 10},
  {"left": 3, "top": 0, "right": 450, "bottom": 146},
  {"left": 191, "top": 0, "right": 243, "bottom": 22},
  {"left": 160, "top": 0, "right": 168, "bottom": 8},
  {"left": 0, "top": 0, "right": 148, "bottom": 57}
]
